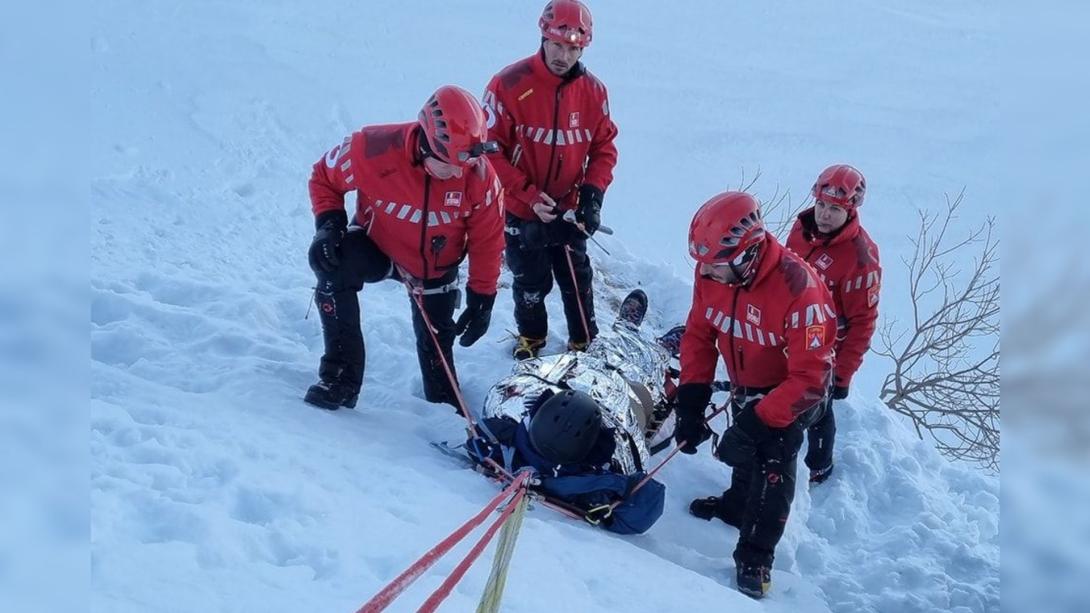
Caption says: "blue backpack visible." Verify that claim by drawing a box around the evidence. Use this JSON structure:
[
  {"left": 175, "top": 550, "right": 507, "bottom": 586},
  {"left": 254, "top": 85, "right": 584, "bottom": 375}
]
[{"left": 539, "top": 472, "right": 665, "bottom": 535}]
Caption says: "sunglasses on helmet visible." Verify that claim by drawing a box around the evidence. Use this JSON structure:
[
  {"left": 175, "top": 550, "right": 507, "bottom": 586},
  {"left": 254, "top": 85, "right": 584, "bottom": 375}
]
[{"left": 455, "top": 140, "right": 499, "bottom": 163}]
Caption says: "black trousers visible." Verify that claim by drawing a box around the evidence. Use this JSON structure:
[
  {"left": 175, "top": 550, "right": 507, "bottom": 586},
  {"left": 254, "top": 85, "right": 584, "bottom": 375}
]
[
  {"left": 312, "top": 228, "right": 461, "bottom": 405},
  {"left": 714, "top": 394, "right": 806, "bottom": 568},
  {"left": 804, "top": 395, "right": 837, "bottom": 472},
  {"left": 505, "top": 214, "right": 598, "bottom": 344}
]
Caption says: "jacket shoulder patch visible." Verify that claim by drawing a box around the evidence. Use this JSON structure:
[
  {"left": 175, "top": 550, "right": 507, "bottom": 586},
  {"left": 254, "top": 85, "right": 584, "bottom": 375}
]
[
  {"left": 363, "top": 124, "right": 405, "bottom": 158},
  {"left": 780, "top": 255, "right": 817, "bottom": 296},
  {"left": 853, "top": 232, "right": 880, "bottom": 268},
  {"left": 499, "top": 60, "right": 534, "bottom": 90}
]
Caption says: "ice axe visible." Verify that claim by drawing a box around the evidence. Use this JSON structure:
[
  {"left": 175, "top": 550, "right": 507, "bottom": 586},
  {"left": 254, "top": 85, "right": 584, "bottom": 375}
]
[{"left": 562, "top": 209, "right": 613, "bottom": 255}]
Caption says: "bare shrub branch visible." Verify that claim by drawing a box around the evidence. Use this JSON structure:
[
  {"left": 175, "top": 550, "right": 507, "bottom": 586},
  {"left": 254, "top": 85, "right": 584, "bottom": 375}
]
[
  {"left": 733, "top": 166, "right": 807, "bottom": 237},
  {"left": 877, "top": 191, "right": 1000, "bottom": 472}
]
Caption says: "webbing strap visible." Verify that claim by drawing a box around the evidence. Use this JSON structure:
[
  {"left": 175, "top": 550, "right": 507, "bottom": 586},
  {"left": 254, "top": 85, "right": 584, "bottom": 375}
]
[{"left": 475, "top": 493, "right": 530, "bottom": 613}]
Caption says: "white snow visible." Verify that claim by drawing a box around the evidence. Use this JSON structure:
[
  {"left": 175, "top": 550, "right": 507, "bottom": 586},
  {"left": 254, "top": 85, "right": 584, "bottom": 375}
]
[{"left": 89, "top": 1, "right": 999, "bottom": 611}]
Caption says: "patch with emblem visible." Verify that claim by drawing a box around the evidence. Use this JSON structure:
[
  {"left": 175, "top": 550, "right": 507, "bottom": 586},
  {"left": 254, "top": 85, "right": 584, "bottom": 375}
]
[
  {"left": 867, "top": 284, "right": 880, "bottom": 307},
  {"left": 747, "top": 304, "right": 761, "bottom": 325},
  {"left": 806, "top": 325, "right": 826, "bottom": 350},
  {"left": 816, "top": 253, "right": 834, "bottom": 270},
  {"left": 444, "top": 191, "right": 463, "bottom": 207},
  {"left": 569, "top": 112, "right": 580, "bottom": 128}
]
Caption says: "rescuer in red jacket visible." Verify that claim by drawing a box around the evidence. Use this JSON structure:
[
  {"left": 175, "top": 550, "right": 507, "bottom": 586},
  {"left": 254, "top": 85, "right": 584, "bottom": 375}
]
[
  {"left": 785, "top": 164, "right": 881, "bottom": 484},
  {"left": 673, "top": 192, "right": 836, "bottom": 599},
  {"left": 482, "top": 0, "right": 619, "bottom": 360},
  {"left": 304, "top": 85, "right": 505, "bottom": 410}
]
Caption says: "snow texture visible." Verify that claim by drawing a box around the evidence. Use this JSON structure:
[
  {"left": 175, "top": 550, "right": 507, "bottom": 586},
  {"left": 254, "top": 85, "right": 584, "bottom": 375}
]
[{"left": 90, "top": 1, "right": 999, "bottom": 611}]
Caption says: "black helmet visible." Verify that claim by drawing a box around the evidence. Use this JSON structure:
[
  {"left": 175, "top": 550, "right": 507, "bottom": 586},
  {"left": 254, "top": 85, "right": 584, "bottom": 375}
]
[{"left": 528, "top": 389, "right": 603, "bottom": 465}]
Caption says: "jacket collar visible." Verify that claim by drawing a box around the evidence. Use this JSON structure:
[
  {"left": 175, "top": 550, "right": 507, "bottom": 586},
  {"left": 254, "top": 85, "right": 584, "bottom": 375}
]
[
  {"left": 531, "top": 47, "right": 585, "bottom": 85},
  {"left": 405, "top": 124, "right": 425, "bottom": 167},
  {"left": 748, "top": 234, "right": 783, "bottom": 288},
  {"left": 698, "top": 234, "right": 783, "bottom": 290}
]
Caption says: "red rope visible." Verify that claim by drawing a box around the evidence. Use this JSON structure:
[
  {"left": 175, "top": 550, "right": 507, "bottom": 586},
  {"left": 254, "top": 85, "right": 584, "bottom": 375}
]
[
  {"left": 482, "top": 457, "right": 585, "bottom": 521},
  {"left": 417, "top": 487, "right": 528, "bottom": 612},
  {"left": 608, "top": 403, "right": 729, "bottom": 511},
  {"left": 397, "top": 270, "right": 585, "bottom": 523},
  {"left": 398, "top": 271, "right": 475, "bottom": 432},
  {"left": 355, "top": 471, "right": 529, "bottom": 613},
  {"left": 562, "top": 245, "right": 592, "bottom": 344}
]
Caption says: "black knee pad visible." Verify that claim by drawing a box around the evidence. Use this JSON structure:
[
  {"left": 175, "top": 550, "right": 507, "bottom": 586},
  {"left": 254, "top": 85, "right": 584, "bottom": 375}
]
[{"left": 340, "top": 229, "right": 394, "bottom": 286}]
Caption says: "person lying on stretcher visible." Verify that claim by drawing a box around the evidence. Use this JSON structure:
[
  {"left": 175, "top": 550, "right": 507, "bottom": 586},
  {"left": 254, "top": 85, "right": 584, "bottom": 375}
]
[{"left": 464, "top": 290, "right": 687, "bottom": 534}]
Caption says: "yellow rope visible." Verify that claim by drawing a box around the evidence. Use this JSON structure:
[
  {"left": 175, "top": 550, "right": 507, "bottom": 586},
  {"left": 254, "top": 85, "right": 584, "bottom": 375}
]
[{"left": 476, "top": 492, "right": 530, "bottom": 613}]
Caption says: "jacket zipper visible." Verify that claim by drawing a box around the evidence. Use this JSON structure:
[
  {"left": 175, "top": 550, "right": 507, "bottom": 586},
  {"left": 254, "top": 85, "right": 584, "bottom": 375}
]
[
  {"left": 541, "top": 86, "right": 564, "bottom": 196},
  {"left": 728, "top": 286, "right": 744, "bottom": 376},
  {"left": 419, "top": 174, "right": 431, "bottom": 279}
]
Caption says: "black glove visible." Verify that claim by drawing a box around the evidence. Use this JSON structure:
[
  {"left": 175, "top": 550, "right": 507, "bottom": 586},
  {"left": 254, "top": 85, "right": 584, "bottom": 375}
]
[
  {"left": 454, "top": 288, "right": 496, "bottom": 346},
  {"left": 673, "top": 383, "right": 713, "bottom": 454},
  {"left": 714, "top": 407, "right": 773, "bottom": 467},
  {"left": 831, "top": 385, "right": 849, "bottom": 400},
  {"left": 308, "top": 210, "right": 348, "bottom": 274},
  {"left": 576, "top": 184, "right": 603, "bottom": 236}
]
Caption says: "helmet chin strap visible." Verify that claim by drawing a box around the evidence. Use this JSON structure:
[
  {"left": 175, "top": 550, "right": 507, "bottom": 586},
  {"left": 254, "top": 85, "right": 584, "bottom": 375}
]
[
  {"left": 728, "top": 243, "right": 761, "bottom": 286},
  {"left": 413, "top": 126, "right": 431, "bottom": 165}
]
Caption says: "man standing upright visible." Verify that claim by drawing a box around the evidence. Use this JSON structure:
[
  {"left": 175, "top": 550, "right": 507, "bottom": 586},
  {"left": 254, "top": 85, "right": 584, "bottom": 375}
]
[
  {"left": 674, "top": 192, "right": 836, "bottom": 599},
  {"left": 786, "top": 164, "right": 881, "bottom": 484},
  {"left": 483, "top": 0, "right": 619, "bottom": 359}
]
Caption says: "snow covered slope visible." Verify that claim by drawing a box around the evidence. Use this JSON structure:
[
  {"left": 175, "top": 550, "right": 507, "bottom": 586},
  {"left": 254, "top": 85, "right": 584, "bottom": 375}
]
[{"left": 91, "top": 1, "right": 999, "bottom": 611}]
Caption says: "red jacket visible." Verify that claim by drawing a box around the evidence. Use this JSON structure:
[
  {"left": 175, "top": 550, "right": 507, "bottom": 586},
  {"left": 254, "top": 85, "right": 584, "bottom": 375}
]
[
  {"left": 309, "top": 123, "right": 505, "bottom": 295},
  {"left": 680, "top": 236, "right": 836, "bottom": 428},
  {"left": 483, "top": 52, "right": 619, "bottom": 220},
  {"left": 786, "top": 209, "right": 881, "bottom": 388}
]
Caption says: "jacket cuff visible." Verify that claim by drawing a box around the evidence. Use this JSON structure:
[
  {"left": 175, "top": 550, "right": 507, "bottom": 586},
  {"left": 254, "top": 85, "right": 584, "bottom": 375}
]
[
  {"left": 676, "top": 383, "right": 712, "bottom": 419},
  {"left": 467, "top": 288, "right": 497, "bottom": 310},
  {"left": 314, "top": 209, "right": 348, "bottom": 231}
]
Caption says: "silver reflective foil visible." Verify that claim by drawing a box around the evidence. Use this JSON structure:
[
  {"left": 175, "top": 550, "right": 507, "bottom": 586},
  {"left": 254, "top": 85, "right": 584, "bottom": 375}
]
[{"left": 482, "top": 321, "right": 671, "bottom": 475}]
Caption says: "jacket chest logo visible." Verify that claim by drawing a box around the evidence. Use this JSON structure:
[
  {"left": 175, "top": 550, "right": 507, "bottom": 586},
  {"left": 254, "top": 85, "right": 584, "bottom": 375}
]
[
  {"left": 569, "top": 112, "right": 580, "bottom": 128},
  {"left": 816, "top": 253, "right": 834, "bottom": 270},
  {"left": 806, "top": 325, "right": 826, "bottom": 350},
  {"left": 444, "top": 191, "right": 462, "bottom": 207},
  {"left": 746, "top": 304, "right": 761, "bottom": 326}
]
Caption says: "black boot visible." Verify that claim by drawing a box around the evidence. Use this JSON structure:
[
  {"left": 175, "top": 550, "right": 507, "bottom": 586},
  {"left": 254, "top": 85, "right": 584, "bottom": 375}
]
[
  {"left": 304, "top": 379, "right": 359, "bottom": 410},
  {"left": 688, "top": 494, "right": 744, "bottom": 528},
  {"left": 656, "top": 324, "right": 686, "bottom": 357},
  {"left": 735, "top": 562, "right": 772, "bottom": 599},
  {"left": 617, "top": 289, "right": 648, "bottom": 328},
  {"left": 513, "top": 335, "right": 546, "bottom": 360}
]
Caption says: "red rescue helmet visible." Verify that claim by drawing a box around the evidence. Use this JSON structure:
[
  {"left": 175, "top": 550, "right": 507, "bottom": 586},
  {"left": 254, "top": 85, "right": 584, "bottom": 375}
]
[
  {"left": 539, "top": 0, "right": 593, "bottom": 48},
  {"left": 689, "top": 192, "right": 766, "bottom": 284},
  {"left": 417, "top": 85, "right": 496, "bottom": 167},
  {"left": 812, "top": 164, "right": 866, "bottom": 209}
]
